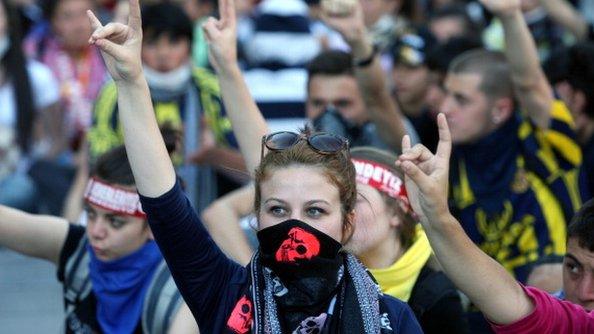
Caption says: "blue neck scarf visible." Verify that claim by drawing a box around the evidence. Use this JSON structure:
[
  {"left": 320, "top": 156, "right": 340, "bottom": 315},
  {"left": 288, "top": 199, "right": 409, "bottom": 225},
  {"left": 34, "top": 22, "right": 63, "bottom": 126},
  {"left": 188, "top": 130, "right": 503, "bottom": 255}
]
[
  {"left": 88, "top": 241, "right": 162, "bottom": 334},
  {"left": 452, "top": 115, "right": 520, "bottom": 213}
]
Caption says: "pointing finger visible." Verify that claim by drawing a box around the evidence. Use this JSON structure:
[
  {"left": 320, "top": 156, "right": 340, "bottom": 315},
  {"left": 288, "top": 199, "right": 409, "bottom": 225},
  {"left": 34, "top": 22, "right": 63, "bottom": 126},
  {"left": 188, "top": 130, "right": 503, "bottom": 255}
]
[
  {"left": 87, "top": 10, "right": 103, "bottom": 31},
  {"left": 127, "top": 0, "right": 142, "bottom": 31},
  {"left": 435, "top": 113, "right": 452, "bottom": 161}
]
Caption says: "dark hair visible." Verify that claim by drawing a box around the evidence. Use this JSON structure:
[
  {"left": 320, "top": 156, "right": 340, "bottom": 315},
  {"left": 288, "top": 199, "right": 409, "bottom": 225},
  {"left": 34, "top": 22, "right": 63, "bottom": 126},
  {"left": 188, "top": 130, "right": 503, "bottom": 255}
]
[
  {"left": 429, "top": 4, "right": 479, "bottom": 39},
  {"left": 449, "top": 49, "right": 514, "bottom": 101},
  {"left": 350, "top": 147, "right": 417, "bottom": 249},
  {"left": 552, "top": 43, "right": 594, "bottom": 119},
  {"left": 91, "top": 145, "right": 135, "bottom": 186},
  {"left": 142, "top": 2, "right": 193, "bottom": 44},
  {"left": 306, "top": 50, "right": 353, "bottom": 91},
  {"left": 567, "top": 199, "right": 594, "bottom": 252},
  {"left": 426, "top": 36, "right": 483, "bottom": 74},
  {"left": 1, "top": 0, "right": 35, "bottom": 152},
  {"left": 254, "top": 129, "right": 357, "bottom": 244}
]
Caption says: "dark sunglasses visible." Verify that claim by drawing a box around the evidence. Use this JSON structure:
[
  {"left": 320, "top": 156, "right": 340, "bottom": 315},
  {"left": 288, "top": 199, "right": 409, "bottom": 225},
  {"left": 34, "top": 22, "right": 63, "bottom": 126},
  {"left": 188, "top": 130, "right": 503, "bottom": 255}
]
[{"left": 260, "top": 131, "right": 349, "bottom": 160}]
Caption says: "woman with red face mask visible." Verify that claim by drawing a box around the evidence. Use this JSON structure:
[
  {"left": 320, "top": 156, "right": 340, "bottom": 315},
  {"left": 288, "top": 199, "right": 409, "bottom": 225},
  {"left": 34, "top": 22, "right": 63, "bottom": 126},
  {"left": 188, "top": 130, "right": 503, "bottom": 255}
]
[{"left": 87, "top": 0, "right": 423, "bottom": 332}]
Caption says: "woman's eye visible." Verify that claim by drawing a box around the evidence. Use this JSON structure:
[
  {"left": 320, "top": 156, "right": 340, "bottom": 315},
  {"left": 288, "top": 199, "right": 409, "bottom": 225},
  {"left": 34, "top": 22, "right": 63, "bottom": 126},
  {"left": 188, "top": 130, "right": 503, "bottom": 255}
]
[
  {"left": 86, "top": 210, "right": 97, "bottom": 221},
  {"left": 306, "top": 207, "right": 325, "bottom": 218},
  {"left": 269, "top": 206, "right": 287, "bottom": 217},
  {"left": 109, "top": 217, "right": 126, "bottom": 229}
]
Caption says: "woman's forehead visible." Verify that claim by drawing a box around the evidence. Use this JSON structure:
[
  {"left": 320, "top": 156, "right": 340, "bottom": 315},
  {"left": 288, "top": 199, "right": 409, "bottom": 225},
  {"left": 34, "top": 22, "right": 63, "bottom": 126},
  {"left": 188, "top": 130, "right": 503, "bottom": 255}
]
[{"left": 260, "top": 166, "right": 341, "bottom": 201}]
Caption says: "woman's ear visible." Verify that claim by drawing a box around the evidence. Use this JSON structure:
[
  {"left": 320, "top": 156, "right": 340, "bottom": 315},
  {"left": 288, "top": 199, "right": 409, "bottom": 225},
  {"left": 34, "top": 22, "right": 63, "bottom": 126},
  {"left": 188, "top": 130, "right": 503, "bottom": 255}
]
[{"left": 389, "top": 213, "right": 401, "bottom": 229}]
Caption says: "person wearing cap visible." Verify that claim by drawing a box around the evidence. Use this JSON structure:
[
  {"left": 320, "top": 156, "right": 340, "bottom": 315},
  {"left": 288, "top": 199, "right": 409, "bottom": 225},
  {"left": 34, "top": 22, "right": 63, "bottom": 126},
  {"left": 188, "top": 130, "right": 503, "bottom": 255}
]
[
  {"left": 441, "top": 0, "right": 589, "bottom": 330},
  {"left": 306, "top": 0, "right": 419, "bottom": 153},
  {"left": 0, "top": 146, "right": 197, "bottom": 334},
  {"left": 391, "top": 32, "right": 439, "bottom": 152}
]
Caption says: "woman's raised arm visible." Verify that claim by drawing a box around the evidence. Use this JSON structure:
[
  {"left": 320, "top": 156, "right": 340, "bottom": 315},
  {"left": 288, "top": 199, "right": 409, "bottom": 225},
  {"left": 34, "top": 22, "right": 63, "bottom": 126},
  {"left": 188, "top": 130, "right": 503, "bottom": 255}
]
[
  {"left": 202, "top": 0, "right": 268, "bottom": 175},
  {"left": 87, "top": 0, "right": 175, "bottom": 197}
]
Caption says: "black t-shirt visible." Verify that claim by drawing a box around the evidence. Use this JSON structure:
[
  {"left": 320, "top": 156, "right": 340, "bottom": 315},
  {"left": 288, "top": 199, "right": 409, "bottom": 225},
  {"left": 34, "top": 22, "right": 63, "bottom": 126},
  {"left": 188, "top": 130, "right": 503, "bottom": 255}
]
[
  {"left": 57, "top": 224, "right": 142, "bottom": 334},
  {"left": 408, "top": 265, "right": 469, "bottom": 334}
]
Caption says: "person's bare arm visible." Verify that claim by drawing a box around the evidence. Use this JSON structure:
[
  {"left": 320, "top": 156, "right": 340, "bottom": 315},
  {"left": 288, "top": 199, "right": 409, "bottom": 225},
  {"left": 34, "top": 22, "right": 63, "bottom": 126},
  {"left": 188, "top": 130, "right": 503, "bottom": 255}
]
[
  {"left": 396, "top": 114, "right": 534, "bottom": 325},
  {"left": 201, "top": 185, "right": 255, "bottom": 266},
  {"left": 202, "top": 4, "right": 269, "bottom": 176},
  {"left": 321, "top": 0, "right": 407, "bottom": 152},
  {"left": 62, "top": 143, "right": 90, "bottom": 222},
  {"left": 0, "top": 205, "right": 68, "bottom": 265},
  {"left": 539, "top": 0, "right": 589, "bottom": 41},
  {"left": 480, "top": 0, "right": 554, "bottom": 129},
  {"left": 167, "top": 302, "right": 200, "bottom": 334},
  {"left": 88, "top": 0, "right": 176, "bottom": 198}
]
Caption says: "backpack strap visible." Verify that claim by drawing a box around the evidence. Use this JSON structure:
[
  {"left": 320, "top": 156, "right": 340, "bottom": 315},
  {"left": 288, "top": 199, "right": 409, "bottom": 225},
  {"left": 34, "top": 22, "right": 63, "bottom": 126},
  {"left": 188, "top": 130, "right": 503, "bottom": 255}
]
[
  {"left": 63, "top": 236, "right": 92, "bottom": 317},
  {"left": 142, "top": 261, "right": 183, "bottom": 334}
]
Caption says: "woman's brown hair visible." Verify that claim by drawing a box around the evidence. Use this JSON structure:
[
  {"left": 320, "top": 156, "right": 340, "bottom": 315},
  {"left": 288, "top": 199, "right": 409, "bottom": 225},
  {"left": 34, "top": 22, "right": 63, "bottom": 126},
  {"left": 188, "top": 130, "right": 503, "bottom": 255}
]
[{"left": 254, "top": 130, "right": 357, "bottom": 244}]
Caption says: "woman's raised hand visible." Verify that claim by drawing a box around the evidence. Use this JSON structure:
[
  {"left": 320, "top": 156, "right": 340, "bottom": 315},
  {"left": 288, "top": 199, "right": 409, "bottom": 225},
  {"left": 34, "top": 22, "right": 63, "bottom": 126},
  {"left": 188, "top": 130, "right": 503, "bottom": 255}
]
[
  {"left": 396, "top": 114, "right": 452, "bottom": 225},
  {"left": 87, "top": 0, "right": 143, "bottom": 82},
  {"left": 202, "top": 0, "right": 238, "bottom": 75}
]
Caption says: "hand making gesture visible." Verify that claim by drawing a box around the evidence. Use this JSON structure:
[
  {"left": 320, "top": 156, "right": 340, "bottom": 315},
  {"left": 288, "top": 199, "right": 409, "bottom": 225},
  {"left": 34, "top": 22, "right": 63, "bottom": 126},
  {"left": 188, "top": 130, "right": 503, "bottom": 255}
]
[
  {"left": 320, "top": 0, "right": 371, "bottom": 60},
  {"left": 202, "top": 0, "right": 239, "bottom": 75},
  {"left": 87, "top": 0, "right": 143, "bottom": 82},
  {"left": 397, "top": 113, "right": 452, "bottom": 225},
  {"left": 479, "top": 0, "right": 521, "bottom": 18}
]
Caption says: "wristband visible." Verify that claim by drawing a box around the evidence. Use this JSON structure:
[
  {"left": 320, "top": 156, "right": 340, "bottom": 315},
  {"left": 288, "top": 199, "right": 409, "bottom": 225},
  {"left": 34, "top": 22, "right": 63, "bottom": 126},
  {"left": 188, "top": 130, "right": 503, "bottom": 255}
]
[{"left": 354, "top": 44, "right": 378, "bottom": 68}]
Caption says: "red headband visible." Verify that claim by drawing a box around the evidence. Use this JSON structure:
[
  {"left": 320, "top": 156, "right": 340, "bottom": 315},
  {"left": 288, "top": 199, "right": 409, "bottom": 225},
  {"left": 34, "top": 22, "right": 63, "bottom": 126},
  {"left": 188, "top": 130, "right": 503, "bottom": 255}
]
[
  {"left": 351, "top": 158, "right": 412, "bottom": 213},
  {"left": 83, "top": 178, "right": 146, "bottom": 218}
]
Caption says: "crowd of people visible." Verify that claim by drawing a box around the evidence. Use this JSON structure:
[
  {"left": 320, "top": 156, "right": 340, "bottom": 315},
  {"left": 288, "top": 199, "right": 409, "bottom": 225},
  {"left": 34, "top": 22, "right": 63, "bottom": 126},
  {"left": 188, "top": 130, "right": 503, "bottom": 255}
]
[{"left": 0, "top": 0, "right": 594, "bottom": 332}]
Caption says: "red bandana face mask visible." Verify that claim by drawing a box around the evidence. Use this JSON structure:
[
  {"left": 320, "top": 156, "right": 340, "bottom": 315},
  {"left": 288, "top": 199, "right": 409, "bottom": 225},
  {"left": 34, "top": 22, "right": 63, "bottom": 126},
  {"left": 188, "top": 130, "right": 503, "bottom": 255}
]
[{"left": 257, "top": 219, "right": 343, "bottom": 280}]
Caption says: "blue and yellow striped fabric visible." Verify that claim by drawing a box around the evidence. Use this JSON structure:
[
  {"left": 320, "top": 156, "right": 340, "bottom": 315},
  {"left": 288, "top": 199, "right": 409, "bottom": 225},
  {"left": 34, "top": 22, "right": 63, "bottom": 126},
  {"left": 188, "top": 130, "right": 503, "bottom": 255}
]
[
  {"left": 450, "top": 101, "right": 588, "bottom": 282},
  {"left": 87, "top": 68, "right": 233, "bottom": 162}
]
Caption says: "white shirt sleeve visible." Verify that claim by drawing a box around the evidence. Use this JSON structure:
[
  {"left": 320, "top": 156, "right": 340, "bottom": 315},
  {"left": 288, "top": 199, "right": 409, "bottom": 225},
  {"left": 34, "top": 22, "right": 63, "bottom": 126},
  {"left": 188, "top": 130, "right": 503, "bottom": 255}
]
[{"left": 27, "top": 60, "right": 60, "bottom": 110}]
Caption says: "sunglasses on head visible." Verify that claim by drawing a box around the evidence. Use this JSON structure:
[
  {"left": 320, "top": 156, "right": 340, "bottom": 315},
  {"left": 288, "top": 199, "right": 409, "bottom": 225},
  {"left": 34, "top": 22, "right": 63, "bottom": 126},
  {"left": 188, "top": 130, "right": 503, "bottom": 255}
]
[{"left": 260, "top": 131, "right": 349, "bottom": 160}]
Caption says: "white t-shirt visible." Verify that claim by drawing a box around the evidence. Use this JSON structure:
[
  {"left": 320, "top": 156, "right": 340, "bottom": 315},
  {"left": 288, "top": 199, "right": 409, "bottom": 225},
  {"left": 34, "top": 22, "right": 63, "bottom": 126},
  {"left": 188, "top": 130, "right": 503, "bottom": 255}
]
[{"left": 0, "top": 60, "right": 59, "bottom": 127}]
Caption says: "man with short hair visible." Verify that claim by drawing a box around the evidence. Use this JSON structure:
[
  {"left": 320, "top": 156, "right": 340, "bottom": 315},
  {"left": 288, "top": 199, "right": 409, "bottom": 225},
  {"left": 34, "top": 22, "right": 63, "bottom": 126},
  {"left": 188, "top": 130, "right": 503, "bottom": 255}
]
[
  {"left": 561, "top": 199, "right": 594, "bottom": 310},
  {"left": 442, "top": 0, "right": 588, "bottom": 288}
]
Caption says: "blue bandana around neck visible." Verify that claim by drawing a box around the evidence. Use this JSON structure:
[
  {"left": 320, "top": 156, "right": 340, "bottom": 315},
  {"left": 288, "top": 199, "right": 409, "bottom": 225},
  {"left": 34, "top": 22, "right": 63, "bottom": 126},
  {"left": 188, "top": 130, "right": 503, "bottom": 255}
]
[
  {"left": 88, "top": 241, "right": 162, "bottom": 334},
  {"left": 451, "top": 114, "right": 520, "bottom": 213}
]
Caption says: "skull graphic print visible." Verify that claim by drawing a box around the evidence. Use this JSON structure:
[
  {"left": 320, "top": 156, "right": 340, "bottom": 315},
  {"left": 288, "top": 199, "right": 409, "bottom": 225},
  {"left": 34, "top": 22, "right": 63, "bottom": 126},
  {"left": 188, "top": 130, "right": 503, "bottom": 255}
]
[{"left": 275, "top": 227, "right": 321, "bottom": 263}]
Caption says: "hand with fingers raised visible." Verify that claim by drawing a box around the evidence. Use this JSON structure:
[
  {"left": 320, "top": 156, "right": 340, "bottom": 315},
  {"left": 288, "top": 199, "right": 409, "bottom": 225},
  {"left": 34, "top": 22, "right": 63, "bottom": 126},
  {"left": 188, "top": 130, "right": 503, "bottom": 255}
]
[
  {"left": 320, "top": 0, "right": 370, "bottom": 59},
  {"left": 87, "top": 0, "right": 143, "bottom": 82},
  {"left": 396, "top": 114, "right": 452, "bottom": 225},
  {"left": 479, "top": 0, "right": 521, "bottom": 18},
  {"left": 202, "top": 0, "right": 239, "bottom": 76}
]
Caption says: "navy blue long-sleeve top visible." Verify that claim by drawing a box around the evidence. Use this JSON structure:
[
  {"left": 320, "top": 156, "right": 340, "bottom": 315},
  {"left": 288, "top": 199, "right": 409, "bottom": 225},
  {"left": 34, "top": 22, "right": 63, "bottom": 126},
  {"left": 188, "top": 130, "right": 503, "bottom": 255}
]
[{"left": 140, "top": 181, "right": 423, "bottom": 333}]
